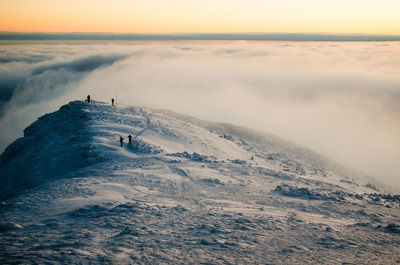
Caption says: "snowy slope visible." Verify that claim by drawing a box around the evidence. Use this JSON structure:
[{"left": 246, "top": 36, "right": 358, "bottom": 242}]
[{"left": 1, "top": 100, "right": 399, "bottom": 264}]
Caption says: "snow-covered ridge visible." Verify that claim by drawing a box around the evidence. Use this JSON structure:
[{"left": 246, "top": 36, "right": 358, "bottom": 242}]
[
  {"left": 0, "top": 101, "right": 100, "bottom": 200},
  {"left": 1, "top": 100, "right": 400, "bottom": 263},
  {"left": 0, "top": 100, "right": 373, "bottom": 200}
]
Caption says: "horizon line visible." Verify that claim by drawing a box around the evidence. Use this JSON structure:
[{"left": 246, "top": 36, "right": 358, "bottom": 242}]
[{"left": 1, "top": 32, "right": 400, "bottom": 41}]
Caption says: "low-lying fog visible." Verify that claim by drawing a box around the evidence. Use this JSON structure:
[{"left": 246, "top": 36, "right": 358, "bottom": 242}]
[{"left": 1, "top": 40, "right": 399, "bottom": 189}]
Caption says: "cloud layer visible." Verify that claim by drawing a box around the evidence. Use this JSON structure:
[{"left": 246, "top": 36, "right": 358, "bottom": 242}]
[{"left": 1, "top": 40, "right": 399, "bottom": 189}]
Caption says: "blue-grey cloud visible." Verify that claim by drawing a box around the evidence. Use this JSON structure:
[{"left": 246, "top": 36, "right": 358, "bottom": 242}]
[
  {"left": 0, "top": 54, "right": 54, "bottom": 64},
  {"left": 0, "top": 52, "right": 129, "bottom": 114},
  {"left": 32, "top": 54, "right": 127, "bottom": 75},
  {"left": 0, "top": 74, "right": 24, "bottom": 103}
]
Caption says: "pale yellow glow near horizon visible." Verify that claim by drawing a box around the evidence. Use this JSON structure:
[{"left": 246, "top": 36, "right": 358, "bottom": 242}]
[{"left": 1, "top": 0, "right": 399, "bottom": 34}]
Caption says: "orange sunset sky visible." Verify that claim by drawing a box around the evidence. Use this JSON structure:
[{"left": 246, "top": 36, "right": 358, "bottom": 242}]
[{"left": 1, "top": 0, "right": 399, "bottom": 34}]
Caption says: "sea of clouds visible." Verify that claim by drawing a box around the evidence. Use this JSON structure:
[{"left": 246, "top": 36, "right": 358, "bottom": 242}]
[{"left": 1, "top": 40, "right": 399, "bottom": 189}]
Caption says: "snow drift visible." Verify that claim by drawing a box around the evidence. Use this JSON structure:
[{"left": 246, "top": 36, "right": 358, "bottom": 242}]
[
  {"left": 0, "top": 100, "right": 399, "bottom": 264},
  {"left": 0, "top": 100, "right": 367, "bottom": 200}
]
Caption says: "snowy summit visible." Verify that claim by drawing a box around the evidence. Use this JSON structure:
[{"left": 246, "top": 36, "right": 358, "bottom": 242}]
[{"left": 0, "top": 100, "right": 399, "bottom": 264}]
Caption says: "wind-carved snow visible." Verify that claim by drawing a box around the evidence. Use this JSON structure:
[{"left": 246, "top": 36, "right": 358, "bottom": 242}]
[{"left": 0, "top": 100, "right": 399, "bottom": 264}]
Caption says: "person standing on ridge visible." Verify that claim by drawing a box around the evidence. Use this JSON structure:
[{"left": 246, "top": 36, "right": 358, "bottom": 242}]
[
  {"left": 120, "top": 136, "right": 124, "bottom": 147},
  {"left": 111, "top": 98, "right": 115, "bottom": 106},
  {"left": 128, "top": 134, "right": 132, "bottom": 144},
  {"left": 87, "top": 95, "right": 90, "bottom": 103}
]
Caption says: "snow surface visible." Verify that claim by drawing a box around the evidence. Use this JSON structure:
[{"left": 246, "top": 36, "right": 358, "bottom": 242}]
[{"left": 1, "top": 100, "right": 400, "bottom": 264}]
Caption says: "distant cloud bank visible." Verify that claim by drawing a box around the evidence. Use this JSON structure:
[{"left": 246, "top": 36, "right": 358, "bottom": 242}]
[{"left": 1, "top": 32, "right": 400, "bottom": 41}]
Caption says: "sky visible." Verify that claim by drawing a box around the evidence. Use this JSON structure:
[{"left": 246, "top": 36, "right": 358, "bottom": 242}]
[
  {"left": 1, "top": 40, "right": 400, "bottom": 190},
  {"left": 1, "top": 0, "right": 400, "bottom": 35}
]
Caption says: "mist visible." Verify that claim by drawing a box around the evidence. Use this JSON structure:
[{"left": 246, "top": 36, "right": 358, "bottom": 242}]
[{"left": 1, "top": 40, "right": 399, "bottom": 189}]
